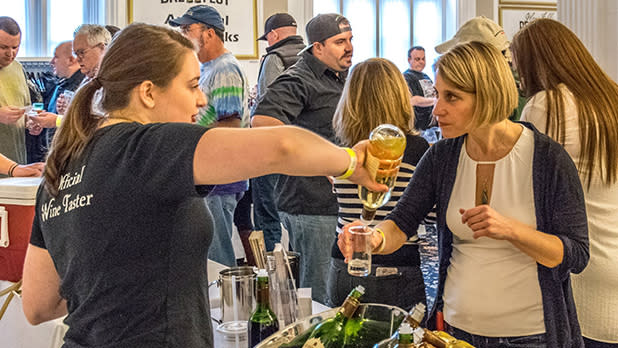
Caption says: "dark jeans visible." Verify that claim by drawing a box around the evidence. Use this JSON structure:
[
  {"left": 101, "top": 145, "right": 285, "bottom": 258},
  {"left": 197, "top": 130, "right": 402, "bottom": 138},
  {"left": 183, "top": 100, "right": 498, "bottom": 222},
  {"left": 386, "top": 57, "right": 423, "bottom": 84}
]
[
  {"left": 25, "top": 128, "right": 53, "bottom": 163},
  {"left": 326, "top": 257, "right": 426, "bottom": 311},
  {"left": 251, "top": 174, "right": 281, "bottom": 251},
  {"left": 233, "top": 186, "right": 253, "bottom": 231},
  {"left": 584, "top": 337, "right": 618, "bottom": 348},
  {"left": 446, "top": 324, "right": 547, "bottom": 348},
  {"left": 233, "top": 189, "right": 255, "bottom": 265}
]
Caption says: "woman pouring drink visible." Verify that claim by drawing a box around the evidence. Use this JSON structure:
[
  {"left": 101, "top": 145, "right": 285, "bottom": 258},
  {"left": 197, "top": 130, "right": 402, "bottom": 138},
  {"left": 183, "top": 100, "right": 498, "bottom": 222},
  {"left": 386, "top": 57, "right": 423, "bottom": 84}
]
[{"left": 20, "top": 23, "right": 385, "bottom": 348}]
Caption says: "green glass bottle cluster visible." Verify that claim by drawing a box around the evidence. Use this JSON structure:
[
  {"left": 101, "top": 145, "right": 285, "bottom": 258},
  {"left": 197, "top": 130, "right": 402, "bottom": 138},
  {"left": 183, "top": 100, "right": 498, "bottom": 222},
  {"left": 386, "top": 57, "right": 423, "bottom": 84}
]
[
  {"left": 281, "top": 285, "right": 401, "bottom": 348},
  {"left": 248, "top": 269, "right": 279, "bottom": 347}
]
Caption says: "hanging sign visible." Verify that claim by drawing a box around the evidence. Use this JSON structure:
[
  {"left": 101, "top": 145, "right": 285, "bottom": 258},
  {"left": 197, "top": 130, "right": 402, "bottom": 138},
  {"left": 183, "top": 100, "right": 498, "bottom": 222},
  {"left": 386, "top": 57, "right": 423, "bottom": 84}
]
[{"left": 128, "top": 0, "right": 258, "bottom": 59}]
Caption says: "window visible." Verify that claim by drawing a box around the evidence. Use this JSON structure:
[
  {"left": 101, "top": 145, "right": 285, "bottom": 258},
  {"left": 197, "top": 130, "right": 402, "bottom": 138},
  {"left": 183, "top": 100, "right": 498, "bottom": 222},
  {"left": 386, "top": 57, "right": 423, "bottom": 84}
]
[
  {"left": 313, "top": 0, "right": 340, "bottom": 15},
  {"left": 2, "top": 2, "right": 28, "bottom": 56},
  {"left": 380, "top": 0, "right": 411, "bottom": 71},
  {"left": 48, "top": 0, "right": 85, "bottom": 54},
  {"left": 313, "top": 0, "right": 456, "bottom": 78},
  {"left": 5, "top": 0, "right": 104, "bottom": 58}
]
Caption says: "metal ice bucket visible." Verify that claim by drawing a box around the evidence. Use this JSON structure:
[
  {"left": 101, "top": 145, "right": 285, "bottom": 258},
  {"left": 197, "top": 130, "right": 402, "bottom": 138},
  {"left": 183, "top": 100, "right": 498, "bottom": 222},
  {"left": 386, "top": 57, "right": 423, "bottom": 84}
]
[
  {"left": 208, "top": 266, "right": 257, "bottom": 336},
  {"left": 255, "top": 303, "right": 406, "bottom": 348}
]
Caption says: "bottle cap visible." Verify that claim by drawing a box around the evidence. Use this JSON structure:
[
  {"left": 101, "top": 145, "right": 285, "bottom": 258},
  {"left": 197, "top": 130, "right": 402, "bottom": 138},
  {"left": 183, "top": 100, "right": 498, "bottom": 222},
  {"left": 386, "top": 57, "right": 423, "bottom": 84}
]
[
  {"left": 257, "top": 268, "right": 268, "bottom": 278},
  {"left": 399, "top": 322, "right": 413, "bottom": 334},
  {"left": 412, "top": 327, "right": 425, "bottom": 344},
  {"left": 409, "top": 302, "right": 426, "bottom": 324},
  {"left": 354, "top": 285, "right": 365, "bottom": 294}
]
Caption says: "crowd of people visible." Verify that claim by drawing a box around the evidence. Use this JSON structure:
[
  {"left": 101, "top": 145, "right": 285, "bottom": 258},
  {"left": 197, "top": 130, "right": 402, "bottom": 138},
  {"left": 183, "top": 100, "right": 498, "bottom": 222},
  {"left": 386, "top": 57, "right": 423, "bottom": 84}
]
[{"left": 0, "top": 5, "right": 615, "bottom": 348}]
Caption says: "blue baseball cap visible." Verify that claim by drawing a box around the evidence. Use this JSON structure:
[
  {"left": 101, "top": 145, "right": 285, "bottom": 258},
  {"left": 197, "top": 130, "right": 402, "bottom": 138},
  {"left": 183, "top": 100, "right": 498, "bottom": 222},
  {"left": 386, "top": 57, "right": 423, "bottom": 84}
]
[{"left": 169, "top": 5, "right": 225, "bottom": 31}]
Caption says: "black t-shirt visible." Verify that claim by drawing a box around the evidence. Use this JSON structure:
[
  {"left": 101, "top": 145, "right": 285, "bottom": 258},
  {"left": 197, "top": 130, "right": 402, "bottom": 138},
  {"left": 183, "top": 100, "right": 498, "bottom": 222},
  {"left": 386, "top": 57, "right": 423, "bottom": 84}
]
[
  {"left": 252, "top": 51, "right": 346, "bottom": 215},
  {"left": 31, "top": 122, "right": 214, "bottom": 348},
  {"left": 403, "top": 69, "right": 434, "bottom": 131}
]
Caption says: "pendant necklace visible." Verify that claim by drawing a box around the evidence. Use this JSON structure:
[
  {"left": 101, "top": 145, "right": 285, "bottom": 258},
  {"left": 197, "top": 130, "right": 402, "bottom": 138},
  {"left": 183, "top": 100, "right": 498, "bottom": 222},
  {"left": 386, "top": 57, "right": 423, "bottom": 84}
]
[{"left": 481, "top": 177, "right": 489, "bottom": 205}]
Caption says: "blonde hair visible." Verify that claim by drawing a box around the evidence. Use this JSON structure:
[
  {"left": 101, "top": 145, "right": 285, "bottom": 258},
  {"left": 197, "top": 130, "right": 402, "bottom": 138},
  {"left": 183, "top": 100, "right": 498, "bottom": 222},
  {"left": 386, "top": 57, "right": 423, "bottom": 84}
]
[
  {"left": 333, "top": 58, "right": 415, "bottom": 146},
  {"left": 435, "top": 41, "right": 518, "bottom": 128},
  {"left": 512, "top": 18, "right": 618, "bottom": 187}
]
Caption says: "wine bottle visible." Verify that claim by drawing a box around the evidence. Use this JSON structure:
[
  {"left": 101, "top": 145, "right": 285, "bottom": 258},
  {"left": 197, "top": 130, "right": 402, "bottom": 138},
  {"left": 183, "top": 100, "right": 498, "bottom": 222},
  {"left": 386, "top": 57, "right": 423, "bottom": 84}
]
[
  {"left": 373, "top": 303, "right": 475, "bottom": 348},
  {"left": 393, "top": 322, "right": 415, "bottom": 348},
  {"left": 343, "top": 317, "right": 395, "bottom": 348},
  {"left": 248, "top": 269, "right": 279, "bottom": 347},
  {"left": 359, "top": 124, "right": 406, "bottom": 222},
  {"left": 302, "top": 285, "right": 365, "bottom": 348},
  {"left": 403, "top": 303, "right": 474, "bottom": 348}
]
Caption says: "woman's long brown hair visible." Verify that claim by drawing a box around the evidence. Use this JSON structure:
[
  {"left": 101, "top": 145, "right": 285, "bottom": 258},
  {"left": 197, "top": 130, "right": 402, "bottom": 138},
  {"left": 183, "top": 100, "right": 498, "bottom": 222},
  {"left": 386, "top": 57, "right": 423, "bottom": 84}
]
[
  {"left": 333, "top": 58, "right": 415, "bottom": 146},
  {"left": 44, "top": 23, "right": 195, "bottom": 195},
  {"left": 512, "top": 18, "right": 618, "bottom": 188}
]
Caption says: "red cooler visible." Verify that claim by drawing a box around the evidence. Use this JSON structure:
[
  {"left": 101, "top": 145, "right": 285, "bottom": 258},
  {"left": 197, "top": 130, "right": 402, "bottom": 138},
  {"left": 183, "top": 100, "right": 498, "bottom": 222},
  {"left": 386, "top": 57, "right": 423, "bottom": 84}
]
[{"left": 0, "top": 177, "right": 42, "bottom": 282}]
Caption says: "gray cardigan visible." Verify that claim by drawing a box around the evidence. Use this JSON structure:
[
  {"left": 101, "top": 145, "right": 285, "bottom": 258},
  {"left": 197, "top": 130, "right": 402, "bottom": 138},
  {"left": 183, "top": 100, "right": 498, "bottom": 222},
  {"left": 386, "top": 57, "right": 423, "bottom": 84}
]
[{"left": 387, "top": 122, "right": 588, "bottom": 347}]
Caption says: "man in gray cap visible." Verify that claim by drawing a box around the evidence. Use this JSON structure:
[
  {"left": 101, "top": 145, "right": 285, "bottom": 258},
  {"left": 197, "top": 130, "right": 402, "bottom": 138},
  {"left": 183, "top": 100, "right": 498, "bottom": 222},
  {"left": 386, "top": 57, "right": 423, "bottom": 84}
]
[
  {"left": 170, "top": 5, "right": 250, "bottom": 267},
  {"left": 256, "top": 13, "right": 305, "bottom": 100},
  {"left": 252, "top": 13, "right": 305, "bottom": 254},
  {"left": 252, "top": 13, "right": 353, "bottom": 304},
  {"left": 435, "top": 16, "right": 525, "bottom": 120}
]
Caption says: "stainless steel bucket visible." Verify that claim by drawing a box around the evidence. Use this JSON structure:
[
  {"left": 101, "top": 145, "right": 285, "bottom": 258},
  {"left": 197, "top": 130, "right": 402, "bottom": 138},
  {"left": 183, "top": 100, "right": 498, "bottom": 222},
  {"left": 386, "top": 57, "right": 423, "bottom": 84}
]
[{"left": 208, "top": 266, "right": 257, "bottom": 336}]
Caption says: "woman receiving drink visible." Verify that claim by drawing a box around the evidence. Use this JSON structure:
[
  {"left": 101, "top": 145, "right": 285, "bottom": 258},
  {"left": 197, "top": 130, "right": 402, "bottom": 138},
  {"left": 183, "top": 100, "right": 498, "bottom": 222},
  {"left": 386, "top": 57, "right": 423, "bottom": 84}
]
[{"left": 339, "top": 41, "right": 588, "bottom": 348}]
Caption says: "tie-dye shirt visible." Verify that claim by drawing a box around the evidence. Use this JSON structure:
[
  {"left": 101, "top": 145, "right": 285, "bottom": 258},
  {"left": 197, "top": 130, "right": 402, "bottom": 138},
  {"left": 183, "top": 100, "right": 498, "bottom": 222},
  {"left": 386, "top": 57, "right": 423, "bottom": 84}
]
[
  {"left": 198, "top": 52, "right": 249, "bottom": 128},
  {"left": 198, "top": 52, "right": 249, "bottom": 195}
]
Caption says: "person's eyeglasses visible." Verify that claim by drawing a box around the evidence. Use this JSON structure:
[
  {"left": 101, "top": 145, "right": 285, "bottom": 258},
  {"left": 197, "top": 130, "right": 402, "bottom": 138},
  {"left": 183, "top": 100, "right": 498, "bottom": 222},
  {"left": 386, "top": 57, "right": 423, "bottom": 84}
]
[
  {"left": 73, "top": 43, "right": 104, "bottom": 59},
  {"left": 179, "top": 23, "right": 210, "bottom": 35}
]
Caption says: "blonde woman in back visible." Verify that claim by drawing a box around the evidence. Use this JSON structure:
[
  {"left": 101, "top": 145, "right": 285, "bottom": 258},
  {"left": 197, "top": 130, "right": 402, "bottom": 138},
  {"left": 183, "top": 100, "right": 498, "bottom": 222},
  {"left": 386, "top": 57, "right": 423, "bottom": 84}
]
[
  {"left": 512, "top": 18, "right": 618, "bottom": 348},
  {"left": 327, "top": 58, "right": 431, "bottom": 310}
]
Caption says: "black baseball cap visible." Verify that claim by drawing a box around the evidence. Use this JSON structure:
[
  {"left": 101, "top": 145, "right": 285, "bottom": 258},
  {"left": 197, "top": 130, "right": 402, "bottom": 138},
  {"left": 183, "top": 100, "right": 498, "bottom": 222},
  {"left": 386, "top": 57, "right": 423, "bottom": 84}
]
[
  {"left": 299, "top": 13, "right": 351, "bottom": 54},
  {"left": 169, "top": 5, "right": 225, "bottom": 31},
  {"left": 257, "top": 13, "right": 297, "bottom": 41}
]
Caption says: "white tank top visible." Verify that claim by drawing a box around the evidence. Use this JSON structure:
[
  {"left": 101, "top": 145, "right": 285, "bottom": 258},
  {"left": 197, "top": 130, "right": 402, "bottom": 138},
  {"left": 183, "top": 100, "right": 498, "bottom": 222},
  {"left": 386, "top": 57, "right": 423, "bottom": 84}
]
[{"left": 443, "top": 126, "right": 545, "bottom": 336}]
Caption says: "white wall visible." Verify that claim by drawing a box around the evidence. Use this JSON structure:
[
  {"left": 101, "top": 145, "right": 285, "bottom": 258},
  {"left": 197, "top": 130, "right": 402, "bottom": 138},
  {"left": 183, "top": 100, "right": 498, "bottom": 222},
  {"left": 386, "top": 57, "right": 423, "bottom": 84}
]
[{"left": 558, "top": 0, "right": 618, "bottom": 81}]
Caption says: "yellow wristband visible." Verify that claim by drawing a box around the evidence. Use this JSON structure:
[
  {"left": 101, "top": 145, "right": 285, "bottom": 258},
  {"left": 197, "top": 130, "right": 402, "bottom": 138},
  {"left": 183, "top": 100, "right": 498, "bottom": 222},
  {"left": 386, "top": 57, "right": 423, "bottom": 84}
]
[
  {"left": 56, "top": 115, "right": 63, "bottom": 128},
  {"left": 373, "top": 228, "right": 386, "bottom": 254},
  {"left": 335, "top": 147, "right": 357, "bottom": 180}
]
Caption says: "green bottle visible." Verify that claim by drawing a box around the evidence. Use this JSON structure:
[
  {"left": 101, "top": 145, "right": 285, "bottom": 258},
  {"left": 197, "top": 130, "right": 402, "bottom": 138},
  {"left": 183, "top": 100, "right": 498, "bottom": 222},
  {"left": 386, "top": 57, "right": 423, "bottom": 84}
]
[
  {"left": 248, "top": 269, "right": 279, "bottom": 347},
  {"left": 302, "top": 285, "right": 365, "bottom": 348},
  {"left": 344, "top": 317, "right": 397, "bottom": 348},
  {"left": 393, "top": 322, "right": 415, "bottom": 348}
]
